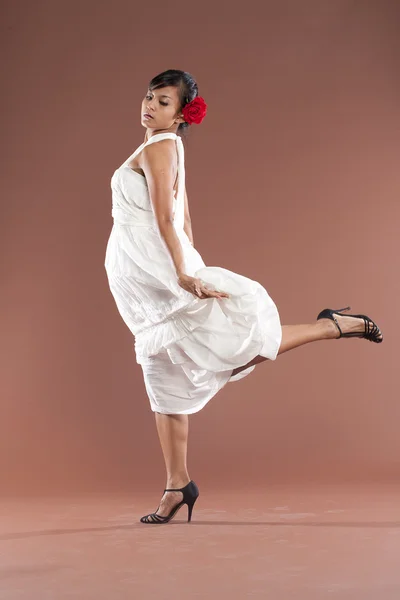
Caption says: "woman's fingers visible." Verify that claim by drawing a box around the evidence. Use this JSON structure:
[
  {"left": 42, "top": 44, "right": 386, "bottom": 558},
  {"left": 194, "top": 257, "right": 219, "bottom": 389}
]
[
  {"left": 188, "top": 277, "right": 229, "bottom": 299},
  {"left": 190, "top": 278, "right": 199, "bottom": 296},
  {"left": 200, "top": 285, "right": 229, "bottom": 299}
]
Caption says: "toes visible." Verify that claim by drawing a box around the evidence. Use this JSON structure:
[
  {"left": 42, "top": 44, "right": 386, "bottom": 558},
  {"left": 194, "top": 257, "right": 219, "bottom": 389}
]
[
  {"left": 140, "top": 513, "right": 163, "bottom": 523},
  {"left": 140, "top": 491, "right": 184, "bottom": 524}
]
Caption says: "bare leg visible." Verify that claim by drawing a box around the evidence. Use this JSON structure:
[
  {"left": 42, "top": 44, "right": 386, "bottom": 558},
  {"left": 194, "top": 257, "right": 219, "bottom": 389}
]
[
  {"left": 150, "top": 314, "right": 369, "bottom": 514},
  {"left": 278, "top": 319, "right": 337, "bottom": 354},
  {"left": 231, "top": 314, "right": 366, "bottom": 376},
  {"left": 152, "top": 412, "right": 190, "bottom": 517}
]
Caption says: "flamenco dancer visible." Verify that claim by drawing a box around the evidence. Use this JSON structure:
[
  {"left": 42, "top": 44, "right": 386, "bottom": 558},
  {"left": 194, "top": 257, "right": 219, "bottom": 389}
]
[{"left": 104, "top": 69, "right": 383, "bottom": 524}]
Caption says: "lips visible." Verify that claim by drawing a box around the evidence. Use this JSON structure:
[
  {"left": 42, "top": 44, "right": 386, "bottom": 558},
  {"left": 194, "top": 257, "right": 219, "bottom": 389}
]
[{"left": 143, "top": 113, "right": 153, "bottom": 119}]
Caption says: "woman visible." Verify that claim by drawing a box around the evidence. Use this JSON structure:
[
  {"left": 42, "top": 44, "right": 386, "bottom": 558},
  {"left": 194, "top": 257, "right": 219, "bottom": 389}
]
[{"left": 104, "top": 69, "right": 383, "bottom": 525}]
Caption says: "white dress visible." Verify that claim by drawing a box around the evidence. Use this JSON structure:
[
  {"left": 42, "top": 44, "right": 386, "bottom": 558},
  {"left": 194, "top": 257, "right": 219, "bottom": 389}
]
[{"left": 104, "top": 132, "right": 282, "bottom": 414}]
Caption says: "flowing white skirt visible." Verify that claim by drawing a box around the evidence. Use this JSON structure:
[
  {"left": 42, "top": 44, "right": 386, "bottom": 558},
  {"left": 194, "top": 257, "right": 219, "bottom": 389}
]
[{"left": 138, "top": 266, "right": 282, "bottom": 414}]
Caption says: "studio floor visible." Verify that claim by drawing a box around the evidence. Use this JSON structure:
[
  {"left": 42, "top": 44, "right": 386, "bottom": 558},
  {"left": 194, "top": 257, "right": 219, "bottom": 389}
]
[{"left": 1, "top": 483, "right": 399, "bottom": 599}]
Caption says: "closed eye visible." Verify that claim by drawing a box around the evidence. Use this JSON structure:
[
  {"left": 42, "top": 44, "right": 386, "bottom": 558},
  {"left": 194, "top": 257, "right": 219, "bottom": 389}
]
[{"left": 145, "top": 94, "right": 168, "bottom": 107}]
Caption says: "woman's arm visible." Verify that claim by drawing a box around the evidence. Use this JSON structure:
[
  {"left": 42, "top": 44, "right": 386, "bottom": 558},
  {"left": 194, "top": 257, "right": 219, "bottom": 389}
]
[
  {"left": 141, "top": 140, "right": 186, "bottom": 277},
  {"left": 183, "top": 185, "right": 194, "bottom": 246}
]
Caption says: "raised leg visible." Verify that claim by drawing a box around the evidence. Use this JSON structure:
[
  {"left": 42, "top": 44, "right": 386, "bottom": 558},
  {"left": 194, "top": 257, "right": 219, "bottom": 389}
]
[
  {"left": 231, "top": 319, "right": 337, "bottom": 376},
  {"left": 152, "top": 412, "right": 191, "bottom": 517},
  {"left": 278, "top": 320, "right": 336, "bottom": 354}
]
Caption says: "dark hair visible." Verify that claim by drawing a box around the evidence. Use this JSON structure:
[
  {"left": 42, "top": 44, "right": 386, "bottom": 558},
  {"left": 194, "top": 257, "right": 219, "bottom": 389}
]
[{"left": 148, "top": 69, "right": 199, "bottom": 138}]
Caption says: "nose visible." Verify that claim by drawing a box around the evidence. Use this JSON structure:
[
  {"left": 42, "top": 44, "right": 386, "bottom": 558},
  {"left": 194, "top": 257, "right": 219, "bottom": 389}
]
[{"left": 146, "top": 100, "right": 155, "bottom": 113}]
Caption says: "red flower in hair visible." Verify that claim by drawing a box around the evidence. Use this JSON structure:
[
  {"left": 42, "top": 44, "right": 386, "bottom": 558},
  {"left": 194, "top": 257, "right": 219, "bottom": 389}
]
[{"left": 182, "top": 96, "right": 207, "bottom": 125}]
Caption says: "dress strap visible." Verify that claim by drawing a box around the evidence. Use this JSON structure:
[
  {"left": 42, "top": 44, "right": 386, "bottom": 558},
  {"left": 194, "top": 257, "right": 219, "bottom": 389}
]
[
  {"left": 143, "top": 132, "right": 178, "bottom": 147},
  {"left": 121, "top": 132, "right": 185, "bottom": 229},
  {"left": 142, "top": 134, "right": 185, "bottom": 230},
  {"left": 121, "top": 133, "right": 178, "bottom": 167}
]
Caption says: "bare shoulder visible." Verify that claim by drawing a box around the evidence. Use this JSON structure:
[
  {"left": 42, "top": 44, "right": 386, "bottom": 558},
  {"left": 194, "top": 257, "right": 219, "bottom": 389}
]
[{"left": 141, "top": 138, "right": 176, "bottom": 171}]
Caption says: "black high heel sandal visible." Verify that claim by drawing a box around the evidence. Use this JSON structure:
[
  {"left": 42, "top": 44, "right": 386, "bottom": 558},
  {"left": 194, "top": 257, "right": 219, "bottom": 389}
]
[
  {"left": 317, "top": 306, "right": 383, "bottom": 343},
  {"left": 140, "top": 480, "right": 199, "bottom": 524}
]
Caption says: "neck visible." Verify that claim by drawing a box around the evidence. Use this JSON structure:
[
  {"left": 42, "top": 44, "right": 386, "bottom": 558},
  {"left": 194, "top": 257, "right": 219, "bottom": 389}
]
[{"left": 144, "top": 125, "right": 179, "bottom": 142}]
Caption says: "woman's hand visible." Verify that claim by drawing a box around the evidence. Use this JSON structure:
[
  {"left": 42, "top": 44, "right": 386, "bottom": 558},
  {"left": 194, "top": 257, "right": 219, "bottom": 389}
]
[{"left": 177, "top": 273, "right": 230, "bottom": 300}]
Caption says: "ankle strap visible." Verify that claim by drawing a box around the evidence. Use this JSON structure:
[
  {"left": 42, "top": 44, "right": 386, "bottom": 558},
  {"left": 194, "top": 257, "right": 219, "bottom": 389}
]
[{"left": 164, "top": 481, "right": 191, "bottom": 492}]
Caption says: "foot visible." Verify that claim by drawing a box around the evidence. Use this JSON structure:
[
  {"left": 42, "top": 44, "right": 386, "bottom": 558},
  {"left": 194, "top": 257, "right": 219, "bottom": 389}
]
[
  {"left": 321, "top": 312, "right": 383, "bottom": 342},
  {"left": 152, "top": 479, "right": 190, "bottom": 518},
  {"left": 153, "top": 491, "right": 183, "bottom": 517}
]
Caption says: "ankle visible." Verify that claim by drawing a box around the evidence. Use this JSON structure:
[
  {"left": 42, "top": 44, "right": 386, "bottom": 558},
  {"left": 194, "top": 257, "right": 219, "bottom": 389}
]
[
  {"left": 317, "top": 318, "right": 338, "bottom": 340},
  {"left": 165, "top": 474, "right": 190, "bottom": 489}
]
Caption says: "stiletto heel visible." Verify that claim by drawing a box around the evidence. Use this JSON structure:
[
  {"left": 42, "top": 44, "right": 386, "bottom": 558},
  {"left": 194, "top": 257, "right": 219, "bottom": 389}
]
[
  {"left": 187, "top": 498, "right": 196, "bottom": 522},
  {"left": 317, "top": 306, "right": 383, "bottom": 343},
  {"left": 140, "top": 480, "right": 199, "bottom": 524}
]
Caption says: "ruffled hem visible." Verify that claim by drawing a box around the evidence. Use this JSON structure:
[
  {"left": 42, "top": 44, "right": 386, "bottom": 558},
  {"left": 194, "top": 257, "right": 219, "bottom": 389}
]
[
  {"left": 135, "top": 266, "right": 282, "bottom": 382},
  {"left": 142, "top": 347, "right": 234, "bottom": 414}
]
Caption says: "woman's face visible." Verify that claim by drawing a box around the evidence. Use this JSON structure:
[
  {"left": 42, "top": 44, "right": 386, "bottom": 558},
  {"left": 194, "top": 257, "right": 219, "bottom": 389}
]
[{"left": 141, "top": 85, "right": 185, "bottom": 131}]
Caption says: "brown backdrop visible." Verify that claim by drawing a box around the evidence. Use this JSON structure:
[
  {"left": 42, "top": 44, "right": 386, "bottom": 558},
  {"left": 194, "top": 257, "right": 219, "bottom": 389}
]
[{"left": 1, "top": 0, "right": 399, "bottom": 495}]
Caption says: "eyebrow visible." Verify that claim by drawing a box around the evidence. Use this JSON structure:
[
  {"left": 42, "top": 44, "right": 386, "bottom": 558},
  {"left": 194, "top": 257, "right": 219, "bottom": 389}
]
[{"left": 148, "top": 91, "right": 171, "bottom": 99}]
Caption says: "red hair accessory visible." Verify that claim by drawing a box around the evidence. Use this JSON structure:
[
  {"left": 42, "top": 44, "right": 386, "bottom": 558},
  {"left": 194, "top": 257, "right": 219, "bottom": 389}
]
[{"left": 182, "top": 96, "right": 207, "bottom": 125}]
